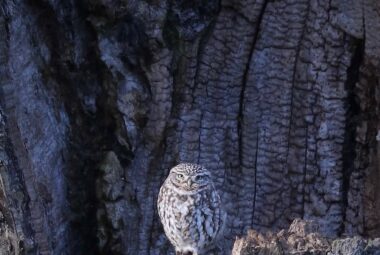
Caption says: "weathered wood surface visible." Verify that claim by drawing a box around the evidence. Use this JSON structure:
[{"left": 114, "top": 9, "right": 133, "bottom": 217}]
[
  {"left": 232, "top": 219, "right": 380, "bottom": 255},
  {"left": 0, "top": 0, "right": 379, "bottom": 254}
]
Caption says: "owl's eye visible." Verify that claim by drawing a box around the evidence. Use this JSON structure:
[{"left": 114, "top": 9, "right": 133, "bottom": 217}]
[
  {"left": 195, "top": 175, "right": 204, "bottom": 181},
  {"left": 176, "top": 173, "right": 184, "bottom": 180}
]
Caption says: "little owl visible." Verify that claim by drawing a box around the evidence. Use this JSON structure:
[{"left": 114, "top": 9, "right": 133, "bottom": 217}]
[{"left": 157, "top": 163, "right": 226, "bottom": 255}]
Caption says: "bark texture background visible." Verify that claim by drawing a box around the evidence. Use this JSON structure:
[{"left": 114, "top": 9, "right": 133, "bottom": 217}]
[{"left": 0, "top": 0, "right": 379, "bottom": 254}]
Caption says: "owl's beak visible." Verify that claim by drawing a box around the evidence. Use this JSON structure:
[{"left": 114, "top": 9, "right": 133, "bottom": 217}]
[{"left": 187, "top": 179, "right": 193, "bottom": 188}]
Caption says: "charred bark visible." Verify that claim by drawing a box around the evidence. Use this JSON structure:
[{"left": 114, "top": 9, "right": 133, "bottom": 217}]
[{"left": 0, "top": 0, "right": 379, "bottom": 254}]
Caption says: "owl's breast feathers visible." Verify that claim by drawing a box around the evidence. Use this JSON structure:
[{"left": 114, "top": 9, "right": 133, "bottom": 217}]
[{"left": 158, "top": 184, "right": 225, "bottom": 252}]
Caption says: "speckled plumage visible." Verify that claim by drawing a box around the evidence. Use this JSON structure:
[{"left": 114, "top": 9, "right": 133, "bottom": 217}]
[{"left": 157, "top": 163, "right": 226, "bottom": 255}]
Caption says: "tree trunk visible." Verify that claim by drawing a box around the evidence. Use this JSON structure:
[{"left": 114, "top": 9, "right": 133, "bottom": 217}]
[{"left": 0, "top": 0, "right": 379, "bottom": 254}]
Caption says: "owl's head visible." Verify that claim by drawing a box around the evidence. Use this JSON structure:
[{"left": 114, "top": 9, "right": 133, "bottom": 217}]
[{"left": 168, "top": 163, "right": 211, "bottom": 191}]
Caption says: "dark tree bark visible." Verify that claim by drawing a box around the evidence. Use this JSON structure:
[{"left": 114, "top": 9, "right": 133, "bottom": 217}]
[{"left": 0, "top": 0, "right": 379, "bottom": 254}]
